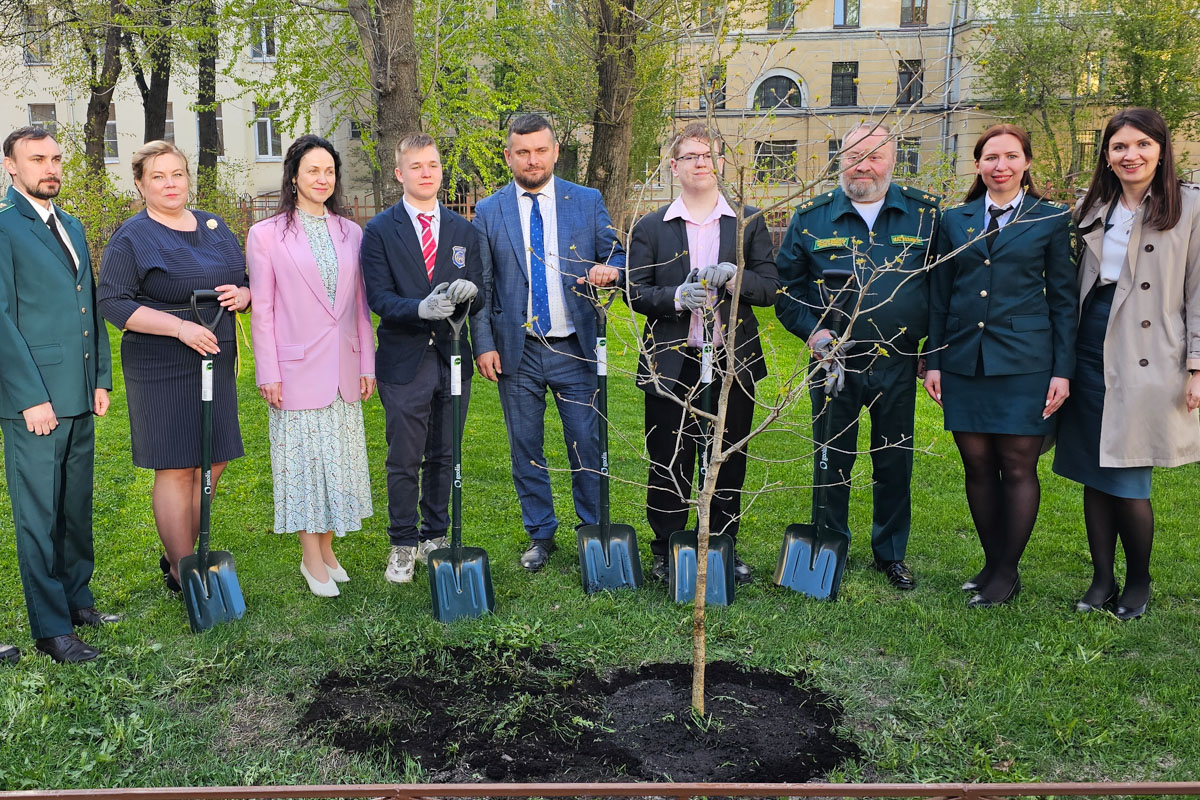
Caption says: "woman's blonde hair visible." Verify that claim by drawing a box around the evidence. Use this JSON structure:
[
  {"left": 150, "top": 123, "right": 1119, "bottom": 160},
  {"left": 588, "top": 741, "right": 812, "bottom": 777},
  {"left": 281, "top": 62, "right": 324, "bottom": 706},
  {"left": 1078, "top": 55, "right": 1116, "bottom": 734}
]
[{"left": 131, "top": 140, "right": 191, "bottom": 187}]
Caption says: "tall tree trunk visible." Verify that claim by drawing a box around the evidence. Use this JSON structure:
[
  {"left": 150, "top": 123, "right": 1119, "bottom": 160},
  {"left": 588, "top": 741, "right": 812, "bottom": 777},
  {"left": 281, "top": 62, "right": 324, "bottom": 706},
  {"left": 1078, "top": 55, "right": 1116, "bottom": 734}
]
[
  {"left": 143, "top": 27, "right": 173, "bottom": 142},
  {"left": 196, "top": 0, "right": 219, "bottom": 204},
  {"left": 585, "top": 0, "right": 638, "bottom": 229},
  {"left": 350, "top": 0, "right": 422, "bottom": 209},
  {"left": 82, "top": 0, "right": 125, "bottom": 176}
]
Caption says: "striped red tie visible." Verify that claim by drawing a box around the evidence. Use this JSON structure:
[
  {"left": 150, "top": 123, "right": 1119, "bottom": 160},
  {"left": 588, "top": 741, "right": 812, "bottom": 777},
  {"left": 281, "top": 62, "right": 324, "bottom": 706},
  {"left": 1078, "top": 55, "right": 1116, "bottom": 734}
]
[{"left": 418, "top": 213, "right": 436, "bottom": 282}]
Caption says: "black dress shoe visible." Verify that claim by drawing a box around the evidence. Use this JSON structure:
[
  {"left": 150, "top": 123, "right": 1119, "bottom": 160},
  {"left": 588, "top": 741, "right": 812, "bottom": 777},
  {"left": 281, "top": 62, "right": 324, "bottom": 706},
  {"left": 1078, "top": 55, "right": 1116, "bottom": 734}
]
[
  {"left": 35, "top": 634, "right": 100, "bottom": 663},
  {"left": 961, "top": 568, "right": 990, "bottom": 593},
  {"left": 649, "top": 555, "right": 668, "bottom": 584},
  {"left": 1074, "top": 584, "right": 1120, "bottom": 613},
  {"left": 0, "top": 643, "right": 19, "bottom": 665},
  {"left": 1114, "top": 587, "right": 1149, "bottom": 621},
  {"left": 967, "top": 575, "right": 1021, "bottom": 608},
  {"left": 733, "top": 557, "right": 752, "bottom": 586},
  {"left": 70, "top": 607, "right": 123, "bottom": 627},
  {"left": 519, "top": 540, "right": 556, "bottom": 572},
  {"left": 874, "top": 559, "right": 916, "bottom": 590}
]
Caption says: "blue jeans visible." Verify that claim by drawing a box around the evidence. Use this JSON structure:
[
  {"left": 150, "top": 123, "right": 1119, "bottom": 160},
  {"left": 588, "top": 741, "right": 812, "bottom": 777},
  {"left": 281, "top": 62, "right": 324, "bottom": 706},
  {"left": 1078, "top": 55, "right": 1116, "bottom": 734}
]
[{"left": 497, "top": 335, "right": 599, "bottom": 540}]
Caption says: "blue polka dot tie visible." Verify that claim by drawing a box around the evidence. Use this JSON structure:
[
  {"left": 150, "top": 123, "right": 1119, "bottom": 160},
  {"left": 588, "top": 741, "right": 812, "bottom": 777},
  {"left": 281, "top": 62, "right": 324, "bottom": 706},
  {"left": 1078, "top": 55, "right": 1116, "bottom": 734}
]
[{"left": 526, "top": 192, "right": 552, "bottom": 337}]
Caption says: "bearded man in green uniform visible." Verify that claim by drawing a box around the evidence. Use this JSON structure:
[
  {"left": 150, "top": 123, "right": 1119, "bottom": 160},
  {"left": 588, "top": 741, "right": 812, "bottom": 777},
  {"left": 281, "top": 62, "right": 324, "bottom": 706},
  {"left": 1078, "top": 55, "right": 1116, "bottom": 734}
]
[{"left": 775, "top": 121, "right": 939, "bottom": 591}]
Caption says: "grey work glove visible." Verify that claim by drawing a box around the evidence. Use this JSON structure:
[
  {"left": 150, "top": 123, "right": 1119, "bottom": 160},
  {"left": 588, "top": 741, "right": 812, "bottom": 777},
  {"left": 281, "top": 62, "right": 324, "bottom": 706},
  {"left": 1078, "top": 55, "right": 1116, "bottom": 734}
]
[
  {"left": 418, "top": 282, "right": 456, "bottom": 320},
  {"left": 696, "top": 261, "right": 737, "bottom": 291},
  {"left": 813, "top": 335, "right": 854, "bottom": 398},
  {"left": 445, "top": 278, "right": 478, "bottom": 305},
  {"left": 678, "top": 270, "right": 708, "bottom": 312}
]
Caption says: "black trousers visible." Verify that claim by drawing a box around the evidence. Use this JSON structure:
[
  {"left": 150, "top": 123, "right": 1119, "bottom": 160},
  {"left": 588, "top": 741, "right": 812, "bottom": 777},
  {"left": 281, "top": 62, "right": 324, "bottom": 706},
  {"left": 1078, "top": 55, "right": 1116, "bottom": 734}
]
[
  {"left": 378, "top": 347, "right": 471, "bottom": 547},
  {"left": 644, "top": 358, "right": 755, "bottom": 557}
]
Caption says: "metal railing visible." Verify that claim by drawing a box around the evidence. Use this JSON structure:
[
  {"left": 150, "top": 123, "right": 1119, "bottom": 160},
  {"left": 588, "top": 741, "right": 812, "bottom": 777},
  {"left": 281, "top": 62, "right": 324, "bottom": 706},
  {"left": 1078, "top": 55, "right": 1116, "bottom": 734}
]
[{"left": 5, "top": 782, "right": 1200, "bottom": 800}]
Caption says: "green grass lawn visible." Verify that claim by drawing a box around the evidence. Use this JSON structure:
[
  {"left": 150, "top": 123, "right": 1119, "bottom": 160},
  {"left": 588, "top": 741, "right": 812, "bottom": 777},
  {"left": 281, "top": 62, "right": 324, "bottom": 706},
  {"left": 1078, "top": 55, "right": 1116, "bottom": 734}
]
[{"left": 1, "top": 303, "right": 1199, "bottom": 789}]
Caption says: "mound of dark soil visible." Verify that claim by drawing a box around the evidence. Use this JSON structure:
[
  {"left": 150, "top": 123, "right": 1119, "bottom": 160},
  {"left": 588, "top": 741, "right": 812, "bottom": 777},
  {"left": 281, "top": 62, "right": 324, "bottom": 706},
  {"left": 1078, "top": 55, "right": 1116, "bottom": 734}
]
[{"left": 299, "top": 646, "right": 860, "bottom": 783}]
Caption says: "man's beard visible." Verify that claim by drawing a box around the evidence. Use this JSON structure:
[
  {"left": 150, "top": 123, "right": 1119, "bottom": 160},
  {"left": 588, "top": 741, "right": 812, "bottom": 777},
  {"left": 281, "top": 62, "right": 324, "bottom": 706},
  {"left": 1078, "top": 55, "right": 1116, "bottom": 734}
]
[
  {"left": 841, "top": 172, "right": 887, "bottom": 202},
  {"left": 513, "top": 170, "right": 551, "bottom": 192},
  {"left": 28, "top": 179, "right": 61, "bottom": 200}
]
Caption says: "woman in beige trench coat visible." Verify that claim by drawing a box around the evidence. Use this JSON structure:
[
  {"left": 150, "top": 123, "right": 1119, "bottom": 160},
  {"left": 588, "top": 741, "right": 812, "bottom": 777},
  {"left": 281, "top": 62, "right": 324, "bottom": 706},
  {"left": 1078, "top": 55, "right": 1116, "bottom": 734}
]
[{"left": 1053, "top": 107, "right": 1200, "bottom": 620}]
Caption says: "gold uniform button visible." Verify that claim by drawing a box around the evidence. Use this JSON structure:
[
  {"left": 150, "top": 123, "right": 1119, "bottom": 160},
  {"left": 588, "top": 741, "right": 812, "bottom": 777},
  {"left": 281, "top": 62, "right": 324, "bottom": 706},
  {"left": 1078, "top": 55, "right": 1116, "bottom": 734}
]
[
  {"left": 980, "top": 290, "right": 988, "bottom": 298},
  {"left": 83, "top": 330, "right": 89, "bottom": 337},
  {"left": 984, "top": 259, "right": 991, "bottom": 266},
  {"left": 76, "top": 285, "right": 82, "bottom": 292},
  {"left": 81, "top": 307, "right": 86, "bottom": 313},
  {"left": 977, "top": 321, "right": 985, "bottom": 329},
  {"left": 84, "top": 353, "right": 90, "bottom": 359}
]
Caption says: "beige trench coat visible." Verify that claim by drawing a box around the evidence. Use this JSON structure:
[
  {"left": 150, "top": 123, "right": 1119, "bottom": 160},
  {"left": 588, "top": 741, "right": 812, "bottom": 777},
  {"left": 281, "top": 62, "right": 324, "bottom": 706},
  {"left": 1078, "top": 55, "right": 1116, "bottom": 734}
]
[{"left": 1075, "top": 183, "right": 1200, "bottom": 468}]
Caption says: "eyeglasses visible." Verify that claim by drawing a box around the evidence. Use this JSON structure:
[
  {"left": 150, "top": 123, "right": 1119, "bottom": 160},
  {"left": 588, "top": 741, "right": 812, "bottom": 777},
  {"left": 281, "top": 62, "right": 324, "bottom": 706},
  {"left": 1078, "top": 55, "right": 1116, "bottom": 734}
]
[{"left": 675, "top": 152, "right": 714, "bottom": 165}]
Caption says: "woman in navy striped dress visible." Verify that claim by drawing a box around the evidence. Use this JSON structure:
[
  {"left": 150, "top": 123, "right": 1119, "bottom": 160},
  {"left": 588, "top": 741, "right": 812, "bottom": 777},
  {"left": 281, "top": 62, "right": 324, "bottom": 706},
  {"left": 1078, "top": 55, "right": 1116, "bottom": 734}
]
[{"left": 97, "top": 140, "right": 250, "bottom": 593}]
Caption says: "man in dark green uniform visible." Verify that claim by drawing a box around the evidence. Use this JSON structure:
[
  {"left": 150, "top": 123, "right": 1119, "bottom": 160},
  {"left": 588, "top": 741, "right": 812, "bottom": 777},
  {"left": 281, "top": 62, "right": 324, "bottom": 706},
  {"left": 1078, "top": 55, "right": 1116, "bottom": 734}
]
[
  {"left": 0, "top": 127, "right": 118, "bottom": 663},
  {"left": 775, "top": 121, "right": 939, "bottom": 590}
]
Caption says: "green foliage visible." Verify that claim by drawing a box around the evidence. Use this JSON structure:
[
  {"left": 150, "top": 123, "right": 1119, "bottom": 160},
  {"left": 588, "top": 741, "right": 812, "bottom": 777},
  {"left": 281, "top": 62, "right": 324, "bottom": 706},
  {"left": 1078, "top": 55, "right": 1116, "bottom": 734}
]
[
  {"left": 1108, "top": 0, "right": 1200, "bottom": 138},
  {"left": 54, "top": 145, "right": 135, "bottom": 272}
]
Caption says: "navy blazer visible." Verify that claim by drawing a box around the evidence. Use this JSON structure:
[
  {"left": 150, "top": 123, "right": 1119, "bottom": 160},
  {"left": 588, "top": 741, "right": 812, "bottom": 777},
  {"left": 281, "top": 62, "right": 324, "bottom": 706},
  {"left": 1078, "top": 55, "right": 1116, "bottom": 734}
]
[
  {"left": 927, "top": 193, "right": 1076, "bottom": 378},
  {"left": 470, "top": 177, "right": 625, "bottom": 374},
  {"left": 627, "top": 205, "right": 779, "bottom": 396},
  {"left": 0, "top": 188, "right": 112, "bottom": 419},
  {"left": 361, "top": 201, "right": 485, "bottom": 385}
]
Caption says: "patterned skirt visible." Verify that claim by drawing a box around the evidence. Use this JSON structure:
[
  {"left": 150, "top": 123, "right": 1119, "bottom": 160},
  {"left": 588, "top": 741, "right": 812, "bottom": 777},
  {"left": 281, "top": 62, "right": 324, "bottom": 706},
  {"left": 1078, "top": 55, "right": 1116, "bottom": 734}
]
[{"left": 267, "top": 396, "right": 373, "bottom": 534}]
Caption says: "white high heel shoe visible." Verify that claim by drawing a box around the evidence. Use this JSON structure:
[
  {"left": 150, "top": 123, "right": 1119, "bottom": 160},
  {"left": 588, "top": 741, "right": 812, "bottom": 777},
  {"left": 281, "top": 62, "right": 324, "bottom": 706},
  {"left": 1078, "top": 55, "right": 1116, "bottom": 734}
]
[
  {"left": 324, "top": 562, "right": 349, "bottom": 583},
  {"left": 301, "top": 561, "right": 340, "bottom": 597}
]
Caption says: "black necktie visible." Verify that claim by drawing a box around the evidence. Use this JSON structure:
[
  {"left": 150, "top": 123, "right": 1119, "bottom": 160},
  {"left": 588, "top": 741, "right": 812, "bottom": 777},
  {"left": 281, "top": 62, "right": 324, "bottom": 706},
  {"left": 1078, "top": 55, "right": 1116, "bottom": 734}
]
[
  {"left": 986, "top": 205, "right": 1011, "bottom": 235},
  {"left": 46, "top": 212, "right": 76, "bottom": 271}
]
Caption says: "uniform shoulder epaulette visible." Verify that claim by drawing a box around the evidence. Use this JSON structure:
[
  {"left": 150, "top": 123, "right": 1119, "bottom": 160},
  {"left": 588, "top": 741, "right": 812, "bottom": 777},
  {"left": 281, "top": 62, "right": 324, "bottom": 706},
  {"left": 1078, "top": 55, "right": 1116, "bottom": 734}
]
[
  {"left": 793, "top": 191, "right": 836, "bottom": 215},
  {"left": 898, "top": 185, "right": 941, "bottom": 207},
  {"left": 1039, "top": 198, "right": 1069, "bottom": 210},
  {"left": 942, "top": 200, "right": 966, "bottom": 211},
  {"left": 0, "top": 200, "right": 12, "bottom": 213}
]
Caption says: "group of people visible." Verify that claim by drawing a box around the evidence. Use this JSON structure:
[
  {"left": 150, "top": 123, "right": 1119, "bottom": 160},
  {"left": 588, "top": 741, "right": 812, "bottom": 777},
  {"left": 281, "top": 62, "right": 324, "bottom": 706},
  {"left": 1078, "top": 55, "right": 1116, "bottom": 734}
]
[{"left": 1, "top": 105, "right": 1197, "bottom": 664}]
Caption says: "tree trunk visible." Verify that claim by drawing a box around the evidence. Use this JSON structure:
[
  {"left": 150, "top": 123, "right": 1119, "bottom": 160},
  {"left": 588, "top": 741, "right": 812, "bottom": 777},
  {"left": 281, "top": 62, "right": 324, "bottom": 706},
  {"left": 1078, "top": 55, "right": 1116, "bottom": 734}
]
[
  {"left": 350, "top": 0, "right": 422, "bottom": 209},
  {"left": 585, "top": 0, "right": 638, "bottom": 229},
  {"left": 142, "top": 28, "right": 173, "bottom": 143},
  {"left": 196, "top": 0, "right": 219, "bottom": 204},
  {"left": 82, "top": 0, "right": 125, "bottom": 177}
]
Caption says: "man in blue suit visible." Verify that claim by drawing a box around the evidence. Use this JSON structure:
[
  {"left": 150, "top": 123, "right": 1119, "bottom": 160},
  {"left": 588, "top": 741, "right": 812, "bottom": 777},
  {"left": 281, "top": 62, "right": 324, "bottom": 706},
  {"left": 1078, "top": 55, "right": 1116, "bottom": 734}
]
[
  {"left": 472, "top": 114, "right": 625, "bottom": 571},
  {"left": 0, "top": 127, "right": 117, "bottom": 663}
]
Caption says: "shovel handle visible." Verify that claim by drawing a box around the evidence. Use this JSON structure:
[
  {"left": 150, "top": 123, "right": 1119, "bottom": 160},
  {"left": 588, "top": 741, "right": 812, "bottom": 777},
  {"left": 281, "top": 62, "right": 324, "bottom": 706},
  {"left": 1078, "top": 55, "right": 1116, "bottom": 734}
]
[{"left": 191, "top": 290, "right": 225, "bottom": 333}]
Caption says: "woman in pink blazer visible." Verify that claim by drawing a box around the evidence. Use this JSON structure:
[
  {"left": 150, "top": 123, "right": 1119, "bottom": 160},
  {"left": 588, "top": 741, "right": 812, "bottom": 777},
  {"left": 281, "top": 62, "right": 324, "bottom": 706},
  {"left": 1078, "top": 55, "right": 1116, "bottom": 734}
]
[{"left": 247, "top": 135, "right": 376, "bottom": 597}]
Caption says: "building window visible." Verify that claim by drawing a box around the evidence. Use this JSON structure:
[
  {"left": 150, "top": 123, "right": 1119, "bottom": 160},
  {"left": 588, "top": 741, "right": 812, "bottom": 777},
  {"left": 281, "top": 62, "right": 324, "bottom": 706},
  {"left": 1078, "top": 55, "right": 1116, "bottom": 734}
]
[
  {"left": 700, "top": 65, "right": 726, "bottom": 110},
  {"left": 901, "top": 0, "right": 927, "bottom": 25},
  {"left": 898, "top": 60, "right": 923, "bottom": 106},
  {"left": 104, "top": 107, "right": 119, "bottom": 162},
  {"left": 827, "top": 138, "right": 841, "bottom": 176},
  {"left": 831, "top": 62, "right": 858, "bottom": 107},
  {"left": 22, "top": 12, "right": 51, "bottom": 65},
  {"left": 27, "top": 104, "right": 57, "bottom": 135},
  {"left": 250, "top": 19, "right": 276, "bottom": 61},
  {"left": 833, "top": 0, "right": 859, "bottom": 26},
  {"left": 755, "top": 75, "right": 803, "bottom": 110},
  {"left": 698, "top": 0, "right": 723, "bottom": 30},
  {"left": 767, "top": 0, "right": 793, "bottom": 29},
  {"left": 164, "top": 102, "right": 175, "bottom": 143},
  {"left": 898, "top": 137, "right": 920, "bottom": 176},
  {"left": 754, "top": 140, "right": 797, "bottom": 183},
  {"left": 254, "top": 103, "right": 282, "bottom": 159}
]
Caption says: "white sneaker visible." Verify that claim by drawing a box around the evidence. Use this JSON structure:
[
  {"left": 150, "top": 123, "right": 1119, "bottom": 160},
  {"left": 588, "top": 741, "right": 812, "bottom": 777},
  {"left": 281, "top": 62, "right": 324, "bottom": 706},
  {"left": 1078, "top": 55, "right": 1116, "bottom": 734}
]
[
  {"left": 416, "top": 536, "right": 449, "bottom": 565},
  {"left": 385, "top": 545, "right": 416, "bottom": 584}
]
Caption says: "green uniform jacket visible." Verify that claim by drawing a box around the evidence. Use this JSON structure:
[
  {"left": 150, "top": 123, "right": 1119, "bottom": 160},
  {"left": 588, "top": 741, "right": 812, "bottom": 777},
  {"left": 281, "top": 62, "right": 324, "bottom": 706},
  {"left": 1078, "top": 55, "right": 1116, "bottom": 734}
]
[
  {"left": 775, "top": 183, "right": 940, "bottom": 353},
  {"left": 0, "top": 187, "right": 112, "bottom": 419}
]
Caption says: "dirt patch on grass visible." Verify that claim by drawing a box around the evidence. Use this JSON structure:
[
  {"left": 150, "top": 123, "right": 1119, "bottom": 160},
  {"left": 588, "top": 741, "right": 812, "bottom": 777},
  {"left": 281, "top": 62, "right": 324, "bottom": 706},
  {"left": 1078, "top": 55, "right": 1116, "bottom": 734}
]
[{"left": 299, "top": 645, "right": 860, "bottom": 782}]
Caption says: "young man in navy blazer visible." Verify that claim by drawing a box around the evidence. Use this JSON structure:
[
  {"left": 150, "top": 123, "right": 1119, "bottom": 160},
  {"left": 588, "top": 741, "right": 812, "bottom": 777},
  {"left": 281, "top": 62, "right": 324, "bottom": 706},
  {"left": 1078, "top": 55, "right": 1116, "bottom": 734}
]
[
  {"left": 361, "top": 132, "right": 483, "bottom": 584},
  {"left": 471, "top": 114, "right": 624, "bottom": 572}
]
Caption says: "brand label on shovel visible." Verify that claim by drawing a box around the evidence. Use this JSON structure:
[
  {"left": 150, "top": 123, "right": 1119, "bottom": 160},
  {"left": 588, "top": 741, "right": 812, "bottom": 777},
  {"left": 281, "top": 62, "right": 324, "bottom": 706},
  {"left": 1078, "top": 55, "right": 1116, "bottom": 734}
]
[
  {"left": 701, "top": 341, "right": 714, "bottom": 385},
  {"left": 202, "top": 360, "right": 213, "bottom": 401},
  {"left": 451, "top": 355, "right": 462, "bottom": 396},
  {"left": 596, "top": 336, "right": 607, "bottom": 376}
]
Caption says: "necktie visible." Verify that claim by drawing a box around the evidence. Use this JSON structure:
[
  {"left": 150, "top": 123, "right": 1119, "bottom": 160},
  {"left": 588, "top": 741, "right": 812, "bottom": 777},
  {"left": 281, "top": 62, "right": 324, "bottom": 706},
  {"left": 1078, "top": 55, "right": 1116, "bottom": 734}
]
[
  {"left": 986, "top": 205, "right": 1011, "bottom": 235},
  {"left": 46, "top": 212, "right": 76, "bottom": 271},
  {"left": 418, "top": 213, "right": 436, "bottom": 282},
  {"left": 525, "top": 192, "right": 551, "bottom": 337}
]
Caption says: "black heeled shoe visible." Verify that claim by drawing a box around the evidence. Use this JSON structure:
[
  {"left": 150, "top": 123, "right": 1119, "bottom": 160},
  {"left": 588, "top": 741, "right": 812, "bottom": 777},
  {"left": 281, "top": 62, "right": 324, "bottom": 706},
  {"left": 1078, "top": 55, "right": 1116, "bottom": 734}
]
[
  {"left": 967, "top": 575, "right": 1021, "bottom": 609},
  {"left": 160, "top": 554, "right": 182, "bottom": 595},
  {"left": 1114, "top": 587, "right": 1149, "bottom": 621},
  {"left": 1074, "top": 583, "right": 1119, "bottom": 613}
]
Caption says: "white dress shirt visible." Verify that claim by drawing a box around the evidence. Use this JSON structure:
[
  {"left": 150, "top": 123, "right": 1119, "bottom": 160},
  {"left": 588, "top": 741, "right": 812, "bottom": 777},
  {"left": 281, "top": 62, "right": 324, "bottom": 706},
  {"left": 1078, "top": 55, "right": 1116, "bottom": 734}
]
[
  {"left": 983, "top": 189, "right": 1024, "bottom": 231},
  {"left": 517, "top": 175, "right": 573, "bottom": 337},
  {"left": 403, "top": 196, "right": 441, "bottom": 243},
  {"left": 17, "top": 188, "right": 80, "bottom": 270}
]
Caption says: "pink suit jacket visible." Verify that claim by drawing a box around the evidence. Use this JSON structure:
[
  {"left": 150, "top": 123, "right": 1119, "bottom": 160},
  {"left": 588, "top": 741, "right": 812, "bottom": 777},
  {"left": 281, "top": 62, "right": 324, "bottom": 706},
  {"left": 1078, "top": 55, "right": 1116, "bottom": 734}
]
[{"left": 247, "top": 212, "right": 375, "bottom": 411}]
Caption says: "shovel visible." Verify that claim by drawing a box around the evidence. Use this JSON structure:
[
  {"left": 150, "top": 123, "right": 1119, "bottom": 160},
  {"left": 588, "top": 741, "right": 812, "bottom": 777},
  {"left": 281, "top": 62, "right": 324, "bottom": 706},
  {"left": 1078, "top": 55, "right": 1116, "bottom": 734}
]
[
  {"left": 576, "top": 289, "right": 642, "bottom": 593},
  {"left": 180, "top": 289, "right": 247, "bottom": 633},
  {"left": 428, "top": 305, "right": 495, "bottom": 622},
  {"left": 774, "top": 268, "right": 856, "bottom": 601},
  {"left": 668, "top": 292, "right": 735, "bottom": 606}
]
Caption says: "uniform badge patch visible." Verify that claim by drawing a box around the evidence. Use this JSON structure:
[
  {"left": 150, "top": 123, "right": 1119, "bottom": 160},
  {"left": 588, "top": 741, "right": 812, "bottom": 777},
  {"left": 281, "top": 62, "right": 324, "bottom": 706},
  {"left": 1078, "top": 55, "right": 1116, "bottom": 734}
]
[
  {"left": 453, "top": 245, "right": 466, "bottom": 268},
  {"left": 812, "top": 237, "right": 849, "bottom": 251},
  {"left": 890, "top": 234, "right": 926, "bottom": 246}
]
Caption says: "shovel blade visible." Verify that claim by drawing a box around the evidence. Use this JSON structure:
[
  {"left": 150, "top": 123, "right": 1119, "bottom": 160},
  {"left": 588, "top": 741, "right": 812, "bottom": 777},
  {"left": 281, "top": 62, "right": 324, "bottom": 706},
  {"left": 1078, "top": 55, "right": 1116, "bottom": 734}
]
[
  {"left": 178, "top": 550, "right": 246, "bottom": 633},
  {"left": 428, "top": 546, "right": 495, "bottom": 623},
  {"left": 576, "top": 523, "right": 643, "bottom": 593},
  {"left": 773, "top": 523, "right": 849, "bottom": 601},
  {"left": 667, "top": 530, "right": 734, "bottom": 606}
]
